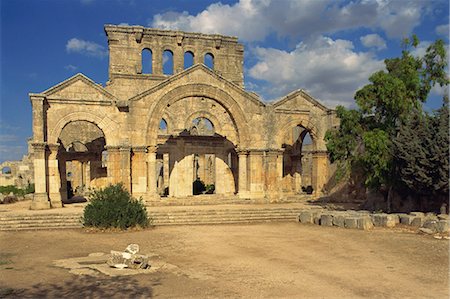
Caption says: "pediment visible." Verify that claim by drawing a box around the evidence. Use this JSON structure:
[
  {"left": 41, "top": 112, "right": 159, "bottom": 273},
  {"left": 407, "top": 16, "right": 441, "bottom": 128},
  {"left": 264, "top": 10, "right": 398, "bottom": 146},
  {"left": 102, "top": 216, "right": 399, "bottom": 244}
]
[
  {"left": 40, "top": 73, "right": 118, "bottom": 102},
  {"left": 129, "top": 64, "right": 265, "bottom": 107},
  {"left": 272, "top": 89, "right": 331, "bottom": 113}
]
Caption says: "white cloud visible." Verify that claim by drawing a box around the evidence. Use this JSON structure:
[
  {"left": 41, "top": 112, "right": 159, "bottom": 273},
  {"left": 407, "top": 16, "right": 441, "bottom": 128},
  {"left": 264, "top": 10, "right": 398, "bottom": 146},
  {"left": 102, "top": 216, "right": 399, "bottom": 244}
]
[
  {"left": 360, "top": 34, "right": 387, "bottom": 50},
  {"left": 64, "top": 64, "right": 78, "bottom": 71},
  {"left": 66, "top": 38, "right": 107, "bottom": 57},
  {"left": 248, "top": 36, "right": 384, "bottom": 107},
  {"left": 436, "top": 24, "right": 449, "bottom": 37},
  {"left": 151, "top": 0, "right": 432, "bottom": 41}
]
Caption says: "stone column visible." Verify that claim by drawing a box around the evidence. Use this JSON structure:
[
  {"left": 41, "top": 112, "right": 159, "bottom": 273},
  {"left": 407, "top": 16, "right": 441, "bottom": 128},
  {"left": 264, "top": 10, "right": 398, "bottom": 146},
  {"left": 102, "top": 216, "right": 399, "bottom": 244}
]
[
  {"left": 147, "top": 146, "right": 158, "bottom": 199},
  {"left": 47, "top": 143, "right": 62, "bottom": 208},
  {"left": 248, "top": 151, "right": 265, "bottom": 198},
  {"left": 237, "top": 150, "right": 249, "bottom": 198},
  {"left": 119, "top": 146, "right": 131, "bottom": 191},
  {"left": 312, "top": 151, "right": 329, "bottom": 196},
  {"left": 84, "top": 161, "right": 91, "bottom": 189},
  {"left": 163, "top": 153, "right": 170, "bottom": 189},
  {"left": 30, "top": 142, "right": 50, "bottom": 210},
  {"left": 131, "top": 146, "right": 147, "bottom": 197},
  {"left": 265, "top": 150, "right": 283, "bottom": 199},
  {"left": 30, "top": 95, "right": 45, "bottom": 142},
  {"left": 59, "top": 157, "right": 68, "bottom": 202},
  {"left": 106, "top": 146, "right": 120, "bottom": 185}
]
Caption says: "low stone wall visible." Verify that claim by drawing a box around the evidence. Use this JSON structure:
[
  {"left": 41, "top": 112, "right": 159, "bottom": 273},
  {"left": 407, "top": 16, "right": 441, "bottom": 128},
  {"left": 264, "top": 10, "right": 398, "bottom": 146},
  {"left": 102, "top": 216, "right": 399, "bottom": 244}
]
[{"left": 298, "top": 209, "right": 449, "bottom": 233}]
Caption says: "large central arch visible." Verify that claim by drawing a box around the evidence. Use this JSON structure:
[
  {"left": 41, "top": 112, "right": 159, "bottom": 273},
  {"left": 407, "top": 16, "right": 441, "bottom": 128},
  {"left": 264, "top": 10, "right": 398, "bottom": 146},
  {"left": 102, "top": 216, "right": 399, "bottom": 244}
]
[{"left": 145, "top": 84, "right": 250, "bottom": 147}]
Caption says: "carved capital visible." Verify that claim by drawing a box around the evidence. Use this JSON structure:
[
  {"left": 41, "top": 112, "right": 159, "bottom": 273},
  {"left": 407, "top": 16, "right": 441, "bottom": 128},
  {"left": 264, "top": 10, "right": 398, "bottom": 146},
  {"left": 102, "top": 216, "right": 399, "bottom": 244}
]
[
  {"left": 132, "top": 146, "right": 148, "bottom": 153},
  {"left": 31, "top": 142, "right": 47, "bottom": 152}
]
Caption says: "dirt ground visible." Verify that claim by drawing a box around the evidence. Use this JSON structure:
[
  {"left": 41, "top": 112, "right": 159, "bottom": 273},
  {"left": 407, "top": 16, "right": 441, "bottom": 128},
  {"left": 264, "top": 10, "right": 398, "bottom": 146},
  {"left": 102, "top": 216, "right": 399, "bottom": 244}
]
[{"left": 0, "top": 223, "right": 448, "bottom": 298}]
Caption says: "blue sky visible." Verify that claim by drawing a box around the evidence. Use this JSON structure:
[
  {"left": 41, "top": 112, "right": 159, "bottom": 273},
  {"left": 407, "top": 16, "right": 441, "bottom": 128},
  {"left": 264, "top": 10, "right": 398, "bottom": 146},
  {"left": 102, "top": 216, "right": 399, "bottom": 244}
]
[{"left": 0, "top": 0, "right": 449, "bottom": 163}]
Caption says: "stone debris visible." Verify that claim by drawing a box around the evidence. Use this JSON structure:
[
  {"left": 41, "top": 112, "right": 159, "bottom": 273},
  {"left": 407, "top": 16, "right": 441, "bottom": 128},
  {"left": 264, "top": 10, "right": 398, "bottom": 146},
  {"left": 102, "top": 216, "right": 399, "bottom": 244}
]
[
  {"left": 107, "top": 244, "right": 150, "bottom": 270},
  {"left": 297, "top": 209, "right": 449, "bottom": 236}
]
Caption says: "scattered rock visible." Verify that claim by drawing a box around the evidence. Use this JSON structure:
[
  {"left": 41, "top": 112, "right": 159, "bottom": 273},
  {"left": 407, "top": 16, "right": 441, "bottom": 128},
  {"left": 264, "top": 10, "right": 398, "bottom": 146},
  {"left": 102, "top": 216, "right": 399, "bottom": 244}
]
[
  {"left": 436, "top": 220, "right": 449, "bottom": 233},
  {"left": 410, "top": 212, "right": 425, "bottom": 218},
  {"left": 344, "top": 218, "right": 358, "bottom": 229},
  {"left": 320, "top": 214, "right": 333, "bottom": 227},
  {"left": 418, "top": 228, "right": 434, "bottom": 235},
  {"left": 399, "top": 215, "right": 414, "bottom": 225},
  {"left": 332, "top": 215, "right": 346, "bottom": 228},
  {"left": 357, "top": 217, "right": 374, "bottom": 230},
  {"left": 437, "top": 214, "right": 449, "bottom": 220},
  {"left": 125, "top": 244, "right": 139, "bottom": 254},
  {"left": 298, "top": 211, "right": 313, "bottom": 224},
  {"left": 423, "top": 220, "right": 438, "bottom": 233},
  {"left": 371, "top": 214, "right": 397, "bottom": 228}
]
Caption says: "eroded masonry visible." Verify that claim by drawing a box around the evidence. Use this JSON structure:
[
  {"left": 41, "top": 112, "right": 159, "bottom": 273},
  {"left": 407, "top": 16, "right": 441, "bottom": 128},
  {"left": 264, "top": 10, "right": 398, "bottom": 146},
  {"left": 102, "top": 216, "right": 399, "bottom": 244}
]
[{"left": 29, "top": 25, "right": 338, "bottom": 209}]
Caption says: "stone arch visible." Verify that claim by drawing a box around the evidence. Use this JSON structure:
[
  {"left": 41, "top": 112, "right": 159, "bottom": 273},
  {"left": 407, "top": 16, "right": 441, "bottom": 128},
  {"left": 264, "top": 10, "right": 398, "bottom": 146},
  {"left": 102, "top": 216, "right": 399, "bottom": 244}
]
[
  {"left": 145, "top": 84, "right": 249, "bottom": 147},
  {"left": 48, "top": 111, "right": 118, "bottom": 145},
  {"left": 275, "top": 118, "right": 321, "bottom": 151},
  {"left": 184, "top": 110, "right": 223, "bottom": 134}
]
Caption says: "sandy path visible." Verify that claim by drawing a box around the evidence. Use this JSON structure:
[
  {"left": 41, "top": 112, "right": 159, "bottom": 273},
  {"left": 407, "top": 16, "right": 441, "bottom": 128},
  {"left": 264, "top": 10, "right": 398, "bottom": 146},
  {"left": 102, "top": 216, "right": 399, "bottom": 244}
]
[{"left": 0, "top": 223, "right": 448, "bottom": 298}]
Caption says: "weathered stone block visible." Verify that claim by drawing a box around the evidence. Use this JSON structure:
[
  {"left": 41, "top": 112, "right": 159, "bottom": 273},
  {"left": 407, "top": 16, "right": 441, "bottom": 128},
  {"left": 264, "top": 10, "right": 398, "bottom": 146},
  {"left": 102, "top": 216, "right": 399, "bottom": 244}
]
[
  {"left": 333, "top": 215, "right": 346, "bottom": 228},
  {"left": 423, "top": 220, "right": 438, "bottom": 233},
  {"left": 320, "top": 214, "right": 333, "bottom": 227},
  {"left": 344, "top": 217, "right": 358, "bottom": 229},
  {"left": 436, "top": 220, "right": 449, "bottom": 233},
  {"left": 410, "top": 216, "right": 423, "bottom": 227},
  {"left": 437, "top": 214, "right": 449, "bottom": 220},
  {"left": 357, "top": 217, "right": 374, "bottom": 230},
  {"left": 410, "top": 212, "right": 425, "bottom": 218},
  {"left": 371, "top": 214, "right": 397, "bottom": 228},
  {"left": 299, "top": 211, "right": 313, "bottom": 224},
  {"left": 399, "top": 214, "right": 414, "bottom": 225},
  {"left": 419, "top": 227, "right": 434, "bottom": 235}
]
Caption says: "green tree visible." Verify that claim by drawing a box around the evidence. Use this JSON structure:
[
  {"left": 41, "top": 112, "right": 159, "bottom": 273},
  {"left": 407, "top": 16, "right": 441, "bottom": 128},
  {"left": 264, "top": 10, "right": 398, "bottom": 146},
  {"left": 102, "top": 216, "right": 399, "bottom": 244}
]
[{"left": 325, "top": 36, "right": 448, "bottom": 210}]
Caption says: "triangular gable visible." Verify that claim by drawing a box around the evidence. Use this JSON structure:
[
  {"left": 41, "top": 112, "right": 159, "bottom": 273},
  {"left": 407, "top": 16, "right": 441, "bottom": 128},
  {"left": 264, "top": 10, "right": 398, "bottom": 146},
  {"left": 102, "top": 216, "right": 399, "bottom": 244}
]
[
  {"left": 38, "top": 73, "right": 118, "bottom": 102},
  {"left": 128, "top": 64, "right": 265, "bottom": 107},
  {"left": 272, "top": 89, "right": 331, "bottom": 112}
]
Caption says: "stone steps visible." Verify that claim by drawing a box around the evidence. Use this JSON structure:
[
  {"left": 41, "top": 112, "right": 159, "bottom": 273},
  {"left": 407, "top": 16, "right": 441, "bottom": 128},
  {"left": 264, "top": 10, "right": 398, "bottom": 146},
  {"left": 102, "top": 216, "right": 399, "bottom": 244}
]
[{"left": 0, "top": 207, "right": 304, "bottom": 230}]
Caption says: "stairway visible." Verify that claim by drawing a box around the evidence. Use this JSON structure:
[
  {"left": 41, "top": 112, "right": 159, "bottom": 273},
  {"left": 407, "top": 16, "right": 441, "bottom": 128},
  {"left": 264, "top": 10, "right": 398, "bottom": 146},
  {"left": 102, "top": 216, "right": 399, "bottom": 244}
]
[{"left": 0, "top": 206, "right": 305, "bottom": 231}]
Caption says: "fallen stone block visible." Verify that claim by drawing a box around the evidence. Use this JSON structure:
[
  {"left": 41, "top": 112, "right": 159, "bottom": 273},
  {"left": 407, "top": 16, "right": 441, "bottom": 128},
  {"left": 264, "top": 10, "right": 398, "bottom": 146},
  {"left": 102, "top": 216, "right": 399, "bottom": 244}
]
[
  {"left": 436, "top": 220, "right": 449, "bottom": 233},
  {"left": 333, "top": 215, "right": 346, "bottom": 228},
  {"left": 410, "top": 216, "right": 423, "bottom": 227},
  {"left": 418, "top": 227, "right": 434, "bottom": 235},
  {"left": 320, "top": 214, "right": 333, "bottom": 227},
  {"left": 357, "top": 217, "right": 374, "bottom": 230},
  {"left": 423, "top": 220, "right": 438, "bottom": 233},
  {"left": 410, "top": 212, "right": 425, "bottom": 218},
  {"left": 399, "top": 214, "right": 414, "bottom": 225},
  {"left": 437, "top": 214, "right": 449, "bottom": 220},
  {"left": 371, "top": 214, "right": 397, "bottom": 228},
  {"left": 298, "top": 211, "right": 314, "bottom": 224},
  {"left": 344, "top": 217, "right": 358, "bottom": 229}
]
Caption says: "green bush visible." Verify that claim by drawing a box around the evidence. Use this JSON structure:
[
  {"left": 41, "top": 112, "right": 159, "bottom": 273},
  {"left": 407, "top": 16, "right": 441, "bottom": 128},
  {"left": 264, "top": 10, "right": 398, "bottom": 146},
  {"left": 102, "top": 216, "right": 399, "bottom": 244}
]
[
  {"left": 0, "top": 184, "right": 34, "bottom": 196},
  {"left": 82, "top": 184, "right": 149, "bottom": 229},
  {"left": 205, "top": 184, "right": 215, "bottom": 194}
]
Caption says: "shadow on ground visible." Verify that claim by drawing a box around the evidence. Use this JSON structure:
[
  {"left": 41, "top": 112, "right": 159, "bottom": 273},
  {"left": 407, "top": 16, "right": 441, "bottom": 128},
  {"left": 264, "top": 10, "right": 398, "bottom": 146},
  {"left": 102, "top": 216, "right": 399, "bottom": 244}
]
[{"left": 0, "top": 275, "right": 157, "bottom": 298}]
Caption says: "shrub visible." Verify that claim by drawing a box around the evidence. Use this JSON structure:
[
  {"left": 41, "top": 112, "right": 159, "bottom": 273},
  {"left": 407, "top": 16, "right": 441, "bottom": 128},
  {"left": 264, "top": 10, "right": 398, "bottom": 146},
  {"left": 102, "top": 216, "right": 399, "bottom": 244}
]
[
  {"left": 82, "top": 184, "right": 149, "bottom": 229},
  {"left": 0, "top": 184, "right": 34, "bottom": 197},
  {"left": 205, "top": 184, "right": 215, "bottom": 194}
]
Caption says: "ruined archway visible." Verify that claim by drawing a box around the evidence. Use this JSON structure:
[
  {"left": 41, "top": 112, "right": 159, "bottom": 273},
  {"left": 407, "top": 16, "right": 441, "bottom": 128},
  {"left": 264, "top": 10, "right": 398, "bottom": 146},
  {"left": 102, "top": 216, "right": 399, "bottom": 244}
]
[{"left": 58, "top": 120, "right": 107, "bottom": 201}]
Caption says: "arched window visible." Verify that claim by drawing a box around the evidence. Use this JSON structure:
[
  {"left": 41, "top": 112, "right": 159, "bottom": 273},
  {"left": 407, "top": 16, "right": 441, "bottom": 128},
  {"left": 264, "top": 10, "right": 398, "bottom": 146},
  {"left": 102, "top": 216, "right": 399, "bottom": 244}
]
[
  {"left": 1, "top": 166, "right": 11, "bottom": 175},
  {"left": 204, "top": 53, "right": 214, "bottom": 69},
  {"left": 142, "top": 48, "right": 152, "bottom": 74},
  {"left": 303, "top": 132, "right": 312, "bottom": 145},
  {"left": 190, "top": 117, "right": 214, "bottom": 136},
  {"left": 159, "top": 119, "right": 168, "bottom": 134},
  {"left": 184, "top": 51, "right": 194, "bottom": 69},
  {"left": 163, "top": 50, "right": 174, "bottom": 75}
]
